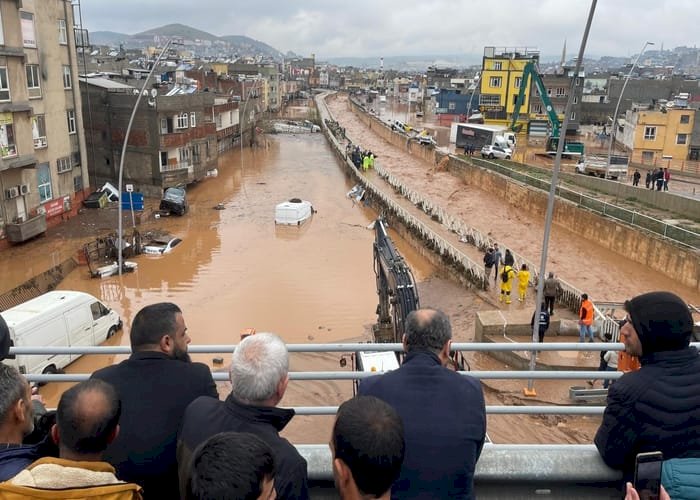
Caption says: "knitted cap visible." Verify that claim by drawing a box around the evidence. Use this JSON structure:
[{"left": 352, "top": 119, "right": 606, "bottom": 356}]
[{"left": 624, "top": 291, "right": 693, "bottom": 355}]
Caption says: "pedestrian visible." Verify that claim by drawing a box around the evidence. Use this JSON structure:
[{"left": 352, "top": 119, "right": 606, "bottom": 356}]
[
  {"left": 503, "top": 248, "right": 515, "bottom": 267},
  {"left": 530, "top": 302, "right": 550, "bottom": 344},
  {"left": 632, "top": 169, "right": 641, "bottom": 187},
  {"left": 517, "top": 263, "right": 530, "bottom": 302},
  {"left": 543, "top": 272, "right": 562, "bottom": 315},
  {"left": 656, "top": 169, "right": 664, "bottom": 191},
  {"left": 603, "top": 349, "right": 618, "bottom": 389},
  {"left": 595, "top": 291, "right": 700, "bottom": 491},
  {"left": 663, "top": 167, "right": 670, "bottom": 191},
  {"left": 578, "top": 293, "right": 595, "bottom": 342},
  {"left": 492, "top": 243, "right": 503, "bottom": 285},
  {"left": 368, "top": 151, "right": 375, "bottom": 170},
  {"left": 482, "top": 247, "right": 495, "bottom": 289},
  {"left": 644, "top": 170, "right": 651, "bottom": 189},
  {"left": 649, "top": 168, "right": 657, "bottom": 190},
  {"left": 588, "top": 333, "right": 612, "bottom": 387},
  {"left": 499, "top": 264, "right": 516, "bottom": 304}
]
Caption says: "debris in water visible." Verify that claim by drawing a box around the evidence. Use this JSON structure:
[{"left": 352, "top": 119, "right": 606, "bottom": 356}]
[{"left": 214, "top": 203, "right": 226, "bottom": 210}]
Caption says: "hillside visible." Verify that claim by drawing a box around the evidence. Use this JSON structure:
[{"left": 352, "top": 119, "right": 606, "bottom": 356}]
[{"left": 89, "top": 23, "right": 284, "bottom": 61}]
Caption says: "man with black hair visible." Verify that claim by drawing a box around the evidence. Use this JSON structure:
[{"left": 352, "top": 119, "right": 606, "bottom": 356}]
[
  {"left": 1, "top": 379, "right": 142, "bottom": 498},
  {"left": 595, "top": 291, "right": 700, "bottom": 487},
  {"left": 186, "top": 432, "right": 275, "bottom": 500},
  {"left": 92, "top": 302, "right": 217, "bottom": 498},
  {"left": 0, "top": 364, "right": 42, "bottom": 481},
  {"left": 359, "top": 308, "right": 486, "bottom": 499},
  {"left": 331, "top": 396, "right": 404, "bottom": 500}
]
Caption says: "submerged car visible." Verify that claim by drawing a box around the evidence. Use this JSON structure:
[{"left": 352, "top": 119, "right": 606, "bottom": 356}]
[
  {"left": 143, "top": 237, "right": 182, "bottom": 255},
  {"left": 480, "top": 145, "right": 512, "bottom": 160},
  {"left": 159, "top": 187, "right": 188, "bottom": 216}
]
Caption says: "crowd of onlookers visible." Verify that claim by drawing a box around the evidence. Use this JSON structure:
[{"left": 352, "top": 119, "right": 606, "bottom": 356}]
[{"left": 0, "top": 290, "right": 699, "bottom": 499}]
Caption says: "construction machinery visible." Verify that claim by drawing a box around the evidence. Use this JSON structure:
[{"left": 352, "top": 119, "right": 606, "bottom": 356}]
[{"left": 510, "top": 62, "right": 585, "bottom": 157}]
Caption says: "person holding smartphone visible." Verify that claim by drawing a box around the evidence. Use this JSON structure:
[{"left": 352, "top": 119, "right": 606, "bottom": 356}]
[{"left": 594, "top": 291, "right": 700, "bottom": 492}]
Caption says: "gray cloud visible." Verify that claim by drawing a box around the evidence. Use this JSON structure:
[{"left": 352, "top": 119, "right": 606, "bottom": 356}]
[{"left": 80, "top": 0, "right": 697, "bottom": 61}]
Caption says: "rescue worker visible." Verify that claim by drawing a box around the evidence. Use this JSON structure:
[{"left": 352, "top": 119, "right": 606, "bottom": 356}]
[
  {"left": 368, "top": 151, "right": 375, "bottom": 169},
  {"left": 499, "top": 264, "right": 516, "bottom": 304},
  {"left": 362, "top": 153, "right": 370, "bottom": 172},
  {"left": 517, "top": 263, "right": 530, "bottom": 302},
  {"left": 579, "top": 293, "right": 595, "bottom": 342}
]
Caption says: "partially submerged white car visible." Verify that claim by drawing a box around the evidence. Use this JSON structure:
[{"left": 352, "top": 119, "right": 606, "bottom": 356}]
[
  {"left": 275, "top": 198, "right": 314, "bottom": 226},
  {"left": 143, "top": 237, "right": 182, "bottom": 255}
]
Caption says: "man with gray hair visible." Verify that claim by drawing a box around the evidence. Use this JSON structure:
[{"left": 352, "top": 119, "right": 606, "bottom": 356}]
[
  {"left": 177, "top": 332, "right": 308, "bottom": 499},
  {"left": 0, "top": 364, "right": 42, "bottom": 481},
  {"left": 359, "top": 308, "right": 486, "bottom": 499}
]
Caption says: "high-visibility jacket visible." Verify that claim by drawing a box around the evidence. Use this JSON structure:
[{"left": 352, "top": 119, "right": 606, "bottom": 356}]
[{"left": 579, "top": 299, "right": 594, "bottom": 325}]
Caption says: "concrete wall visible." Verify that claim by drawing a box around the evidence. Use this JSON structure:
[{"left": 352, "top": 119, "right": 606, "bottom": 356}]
[{"left": 347, "top": 97, "right": 700, "bottom": 292}]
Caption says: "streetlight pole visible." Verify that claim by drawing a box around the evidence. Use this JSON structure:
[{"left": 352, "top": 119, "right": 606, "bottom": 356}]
[
  {"left": 239, "top": 77, "right": 263, "bottom": 165},
  {"left": 117, "top": 38, "right": 175, "bottom": 275},
  {"left": 466, "top": 72, "right": 481, "bottom": 121},
  {"left": 605, "top": 41, "right": 654, "bottom": 178}
]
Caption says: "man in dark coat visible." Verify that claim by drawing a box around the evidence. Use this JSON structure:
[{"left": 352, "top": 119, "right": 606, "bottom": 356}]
[
  {"left": 177, "top": 332, "right": 308, "bottom": 500},
  {"left": 91, "top": 303, "right": 217, "bottom": 499},
  {"left": 595, "top": 291, "right": 700, "bottom": 484},
  {"left": 359, "top": 308, "right": 486, "bottom": 499}
]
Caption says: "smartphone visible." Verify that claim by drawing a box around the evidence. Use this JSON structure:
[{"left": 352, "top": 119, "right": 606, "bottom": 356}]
[{"left": 634, "top": 451, "right": 663, "bottom": 500}]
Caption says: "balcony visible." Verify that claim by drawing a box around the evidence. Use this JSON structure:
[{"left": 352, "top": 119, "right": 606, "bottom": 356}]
[
  {"left": 160, "top": 161, "right": 193, "bottom": 173},
  {"left": 5, "top": 213, "right": 47, "bottom": 243}
]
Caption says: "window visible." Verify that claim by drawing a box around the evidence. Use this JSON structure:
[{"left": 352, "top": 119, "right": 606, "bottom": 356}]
[
  {"left": 644, "top": 126, "right": 656, "bottom": 140},
  {"left": 494, "top": 61, "right": 502, "bottom": 70},
  {"left": 680, "top": 114, "right": 690, "bottom": 124},
  {"left": 67, "top": 110, "right": 76, "bottom": 134},
  {"left": 20, "top": 12, "right": 36, "bottom": 48},
  {"left": 57, "top": 156, "right": 71, "bottom": 173},
  {"left": 514, "top": 77, "right": 522, "bottom": 89},
  {"left": 479, "top": 94, "right": 501, "bottom": 106},
  {"left": 58, "top": 19, "right": 67, "bottom": 44},
  {"left": 489, "top": 76, "right": 502, "bottom": 88},
  {"left": 160, "top": 151, "right": 168, "bottom": 168},
  {"left": 570, "top": 111, "right": 576, "bottom": 120},
  {"left": 573, "top": 96, "right": 578, "bottom": 104},
  {"left": 190, "top": 112, "right": 196, "bottom": 127},
  {"left": 448, "top": 102, "right": 456, "bottom": 111},
  {"left": 0, "top": 113, "right": 17, "bottom": 157},
  {"left": 192, "top": 143, "right": 200, "bottom": 161},
  {"left": 642, "top": 151, "right": 654, "bottom": 163},
  {"left": 677, "top": 133, "right": 688, "bottom": 145},
  {"left": 73, "top": 175, "right": 83, "bottom": 193},
  {"left": 532, "top": 103, "right": 543, "bottom": 114},
  {"left": 32, "top": 115, "right": 47, "bottom": 148},
  {"left": 215, "top": 113, "right": 222, "bottom": 129},
  {"left": 512, "top": 94, "right": 519, "bottom": 105},
  {"left": 178, "top": 147, "right": 191, "bottom": 163},
  {"left": 175, "top": 112, "right": 188, "bottom": 129},
  {"left": 0, "top": 10, "right": 4, "bottom": 45},
  {"left": 0, "top": 68, "right": 9, "bottom": 101},
  {"left": 556, "top": 88, "right": 566, "bottom": 97},
  {"left": 26, "top": 64, "right": 41, "bottom": 98},
  {"left": 62, "top": 66, "right": 72, "bottom": 89},
  {"left": 575, "top": 77, "right": 581, "bottom": 86},
  {"left": 37, "top": 163, "right": 52, "bottom": 202}
]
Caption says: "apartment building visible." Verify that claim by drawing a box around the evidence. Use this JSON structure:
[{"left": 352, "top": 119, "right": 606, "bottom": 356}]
[
  {"left": 620, "top": 97, "right": 697, "bottom": 169},
  {"left": 479, "top": 46, "right": 539, "bottom": 128},
  {"left": 0, "top": 0, "right": 88, "bottom": 245}
]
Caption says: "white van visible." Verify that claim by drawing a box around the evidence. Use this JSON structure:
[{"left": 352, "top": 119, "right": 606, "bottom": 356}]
[{"left": 0, "top": 291, "right": 122, "bottom": 376}]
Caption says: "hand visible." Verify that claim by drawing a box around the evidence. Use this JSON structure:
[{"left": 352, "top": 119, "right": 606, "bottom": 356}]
[{"left": 624, "top": 482, "right": 670, "bottom": 500}]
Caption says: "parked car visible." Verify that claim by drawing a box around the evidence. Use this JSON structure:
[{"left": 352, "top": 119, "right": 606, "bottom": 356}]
[
  {"left": 417, "top": 135, "right": 437, "bottom": 146},
  {"left": 143, "top": 237, "right": 182, "bottom": 255},
  {"left": 480, "top": 145, "right": 512, "bottom": 160},
  {"left": 159, "top": 187, "right": 188, "bottom": 216}
]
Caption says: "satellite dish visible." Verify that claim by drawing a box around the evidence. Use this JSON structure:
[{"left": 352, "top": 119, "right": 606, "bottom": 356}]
[
  {"left": 142, "top": 89, "right": 149, "bottom": 96},
  {"left": 132, "top": 88, "right": 139, "bottom": 95},
  {"left": 150, "top": 89, "right": 158, "bottom": 98}
]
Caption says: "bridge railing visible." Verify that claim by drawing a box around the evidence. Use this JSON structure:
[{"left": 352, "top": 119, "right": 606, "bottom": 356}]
[{"left": 13, "top": 341, "right": 670, "bottom": 498}]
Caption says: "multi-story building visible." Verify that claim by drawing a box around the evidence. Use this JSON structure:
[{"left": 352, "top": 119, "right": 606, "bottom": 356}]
[
  {"left": 531, "top": 66, "right": 584, "bottom": 136},
  {"left": 0, "top": 0, "right": 88, "bottom": 245},
  {"left": 80, "top": 77, "right": 217, "bottom": 197},
  {"left": 479, "top": 46, "right": 539, "bottom": 128},
  {"left": 620, "top": 96, "right": 696, "bottom": 169}
]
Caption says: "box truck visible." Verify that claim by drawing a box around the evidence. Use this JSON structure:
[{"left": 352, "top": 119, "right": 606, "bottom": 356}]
[
  {"left": 450, "top": 123, "right": 516, "bottom": 152},
  {"left": 0, "top": 291, "right": 122, "bottom": 376}
]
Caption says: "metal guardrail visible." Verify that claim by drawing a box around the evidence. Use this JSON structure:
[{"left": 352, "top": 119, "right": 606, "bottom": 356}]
[{"left": 472, "top": 157, "right": 700, "bottom": 249}]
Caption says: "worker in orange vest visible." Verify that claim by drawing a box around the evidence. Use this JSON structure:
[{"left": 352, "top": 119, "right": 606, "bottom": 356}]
[{"left": 579, "top": 293, "right": 595, "bottom": 342}]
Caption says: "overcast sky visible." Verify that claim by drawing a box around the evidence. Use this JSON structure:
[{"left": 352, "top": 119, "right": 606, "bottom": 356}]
[{"left": 80, "top": 0, "right": 696, "bottom": 62}]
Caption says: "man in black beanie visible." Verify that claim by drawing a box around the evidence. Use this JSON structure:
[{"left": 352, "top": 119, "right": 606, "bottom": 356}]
[{"left": 594, "top": 291, "right": 700, "bottom": 484}]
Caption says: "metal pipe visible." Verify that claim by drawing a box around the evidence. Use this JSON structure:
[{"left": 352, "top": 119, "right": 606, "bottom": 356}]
[
  {"left": 527, "top": 0, "right": 598, "bottom": 394},
  {"left": 605, "top": 41, "right": 654, "bottom": 178},
  {"left": 117, "top": 39, "right": 175, "bottom": 275}
]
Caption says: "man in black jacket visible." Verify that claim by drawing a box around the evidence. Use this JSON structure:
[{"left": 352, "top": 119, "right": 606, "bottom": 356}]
[
  {"left": 91, "top": 302, "right": 217, "bottom": 498},
  {"left": 359, "top": 308, "right": 486, "bottom": 500},
  {"left": 177, "top": 332, "right": 308, "bottom": 499},
  {"left": 595, "top": 291, "right": 700, "bottom": 482}
]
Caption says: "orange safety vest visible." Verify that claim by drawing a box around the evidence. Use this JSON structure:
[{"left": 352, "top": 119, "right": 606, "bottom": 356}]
[{"left": 579, "top": 300, "right": 594, "bottom": 325}]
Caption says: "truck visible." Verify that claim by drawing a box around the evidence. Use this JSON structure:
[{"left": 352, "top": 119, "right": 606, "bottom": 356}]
[
  {"left": 510, "top": 62, "right": 585, "bottom": 158},
  {"left": 575, "top": 154, "right": 630, "bottom": 180},
  {"left": 450, "top": 123, "right": 516, "bottom": 153},
  {"left": 0, "top": 291, "right": 122, "bottom": 376}
]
